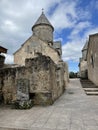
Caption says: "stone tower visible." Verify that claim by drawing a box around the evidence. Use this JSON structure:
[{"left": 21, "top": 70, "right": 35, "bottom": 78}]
[{"left": 32, "top": 11, "right": 54, "bottom": 46}]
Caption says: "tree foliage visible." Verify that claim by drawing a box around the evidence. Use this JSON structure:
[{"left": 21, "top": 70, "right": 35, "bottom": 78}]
[{"left": 69, "top": 72, "right": 77, "bottom": 78}]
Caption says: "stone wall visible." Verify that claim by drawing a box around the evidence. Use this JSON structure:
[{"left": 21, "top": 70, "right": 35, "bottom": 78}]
[
  {"left": 63, "top": 62, "right": 69, "bottom": 86},
  {"left": 0, "top": 54, "right": 65, "bottom": 107},
  {"left": 87, "top": 34, "right": 98, "bottom": 85},
  {"left": 79, "top": 58, "right": 88, "bottom": 79},
  {"left": 14, "top": 35, "right": 60, "bottom": 65},
  {"left": 0, "top": 67, "right": 16, "bottom": 104},
  {"left": 33, "top": 25, "right": 53, "bottom": 43}
]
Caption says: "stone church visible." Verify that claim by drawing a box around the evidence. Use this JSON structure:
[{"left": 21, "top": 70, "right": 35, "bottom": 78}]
[
  {"left": 0, "top": 11, "right": 69, "bottom": 109},
  {"left": 14, "top": 11, "right": 62, "bottom": 65}
]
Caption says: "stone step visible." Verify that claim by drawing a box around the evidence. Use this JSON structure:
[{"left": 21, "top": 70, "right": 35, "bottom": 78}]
[
  {"left": 80, "top": 79, "right": 97, "bottom": 86},
  {"left": 82, "top": 82, "right": 94, "bottom": 84},
  {"left": 84, "top": 88, "right": 98, "bottom": 91},
  {"left": 80, "top": 80, "right": 93, "bottom": 84},
  {"left": 80, "top": 79, "right": 98, "bottom": 96},
  {"left": 0, "top": 127, "right": 28, "bottom": 130},
  {"left": 86, "top": 91, "right": 98, "bottom": 95},
  {"left": 82, "top": 85, "right": 98, "bottom": 88}
]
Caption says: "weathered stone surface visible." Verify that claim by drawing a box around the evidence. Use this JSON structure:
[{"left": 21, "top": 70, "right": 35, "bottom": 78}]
[
  {"left": 14, "top": 35, "right": 60, "bottom": 65},
  {"left": 87, "top": 34, "right": 98, "bottom": 85},
  {"left": 0, "top": 54, "right": 66, "bottom": 107},
  {"left": 16, "top": 79, "right": 29, "bottom": 101},
  {"left": 79, "top": 58, "right": 88, "bottom": 79},
  {"left": 79, "top": 33, "right": 98, "bottom": 85},
  {"left": 33, "top": 92, "right": 53, "bottom": 106},
  {"left": 0, "top": 68, "right": 15, "bottom": 104}
]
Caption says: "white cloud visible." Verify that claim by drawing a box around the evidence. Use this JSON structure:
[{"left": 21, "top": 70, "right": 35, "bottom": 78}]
[
  {"left": 4, "top": 54, "right": 14, "bottom": 64},
  {"left": 50, "top": 1, "right": 77, "bottom": 30},
  {"left": 84, "top": 27, "right": 98, "bottom": 38},
  {"left": 70, "top": 21, "right": 91, "bottom": 37},
  {"left": 62, "top": 40, "right": 82, "bottom": 62},
  {"left": 95, "top": 1, "right": 98, "bottom": 9},
  {"left": 62, "top": 26, "right": 98, "bottom": 62},
  {"left": 62, "top": 21, "right": 90, "bottom": 62},
  {"left": 1, "top": 20, "right": 18, "bottom": 32}
]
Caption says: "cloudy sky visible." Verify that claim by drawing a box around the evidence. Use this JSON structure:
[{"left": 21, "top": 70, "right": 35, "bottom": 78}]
[{"left": 0, "top": 0, "right": 98, "bottom": 72}]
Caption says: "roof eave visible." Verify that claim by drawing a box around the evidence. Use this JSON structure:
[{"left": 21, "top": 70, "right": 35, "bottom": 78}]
[{"left": 32, "top": 23, "right": 54, "bottom": 31}]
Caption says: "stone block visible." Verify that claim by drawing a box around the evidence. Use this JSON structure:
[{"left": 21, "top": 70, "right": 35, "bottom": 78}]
[
  {"left": 33, "top": 92, "right": 53, "bottom": 106},
  {"left": 16, "top": 79, "right": 29, "bottom": 101}
]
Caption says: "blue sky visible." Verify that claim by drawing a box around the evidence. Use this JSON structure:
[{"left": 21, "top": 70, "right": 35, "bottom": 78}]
[{"left": 0, "top": 0, "right": 98, "bottom": 72}]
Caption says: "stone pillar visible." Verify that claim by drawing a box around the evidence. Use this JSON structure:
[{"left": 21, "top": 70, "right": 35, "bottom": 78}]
[{"left": 0, "top": 55, "right": 5, "bottom": 68}]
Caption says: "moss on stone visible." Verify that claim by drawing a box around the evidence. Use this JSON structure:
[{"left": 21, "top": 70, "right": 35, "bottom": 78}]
[{"left": 13, "top": 100, "right": 33, "bottom": 109}]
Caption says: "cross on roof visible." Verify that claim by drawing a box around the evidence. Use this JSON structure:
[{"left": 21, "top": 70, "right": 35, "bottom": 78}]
[{"left": 42, "top": 8, "right": 44, "bottom": 13}]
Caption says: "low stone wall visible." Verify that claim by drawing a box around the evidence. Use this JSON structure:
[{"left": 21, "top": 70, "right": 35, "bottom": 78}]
[{"left": 0, "top": 54, "right": 66, "bottom": 108}]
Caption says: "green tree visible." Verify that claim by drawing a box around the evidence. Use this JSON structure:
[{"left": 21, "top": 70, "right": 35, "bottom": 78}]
[{"left": 69, "top": 72, "right": 77, "bottom": 78}]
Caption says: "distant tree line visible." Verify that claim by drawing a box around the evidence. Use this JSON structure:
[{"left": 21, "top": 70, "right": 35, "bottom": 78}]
[{"left": 69, "top": 72, "right": 79, "bottom": 78}]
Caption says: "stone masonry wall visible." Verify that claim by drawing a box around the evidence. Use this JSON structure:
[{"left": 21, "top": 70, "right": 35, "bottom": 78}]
[
  {"left": 0, "top": 54, "right": 65, "bottom": 106},
  {"left": 87, "top": 34, "right": 98, "bottom": 85},
  {"left": 0, "top": 67, "right": 16, "bottom": 104},
  {"left": 14, "top": 35, "right": 60, "bottom": 65},
  {"left": 33, "top": 25, "right": 53, "bottom": 43},
  {"left": 79, "top": 59, "right": 88, "bottom": 79}
]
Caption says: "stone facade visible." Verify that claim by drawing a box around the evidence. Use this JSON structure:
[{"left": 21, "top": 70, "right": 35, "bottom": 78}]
[
  {"left": 79, "top": 33, "right": 98, "bottom": 85},
  {"left": 79, "top": 58, "right": 88, "bottom": 79},
  {"left": 14, "top": 36, "right": 60, "bottom": 65},
  {"left": 33, "top": 25, "right": 53, "bottom": 44},
  {"left": 0, "top": 54, "right": 66, "bottom": 107},
  {"left": 87, "top": 33, "right": 98, "bottom": 85},
  {"left": 14, "top": 12, "right": 61, "bottom": 65},
  {"left": 79, "top": 41, "right": 88, "bottom": 79}
]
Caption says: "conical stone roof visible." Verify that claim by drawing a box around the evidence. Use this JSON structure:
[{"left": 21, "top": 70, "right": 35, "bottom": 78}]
[{"left": 32, "top": 12, "right": 54, "bottom": 31}]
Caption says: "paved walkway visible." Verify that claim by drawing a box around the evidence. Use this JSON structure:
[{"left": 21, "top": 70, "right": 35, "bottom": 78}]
[{"left": 0, "top": 79, "right": 98, "bottom": 130}]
